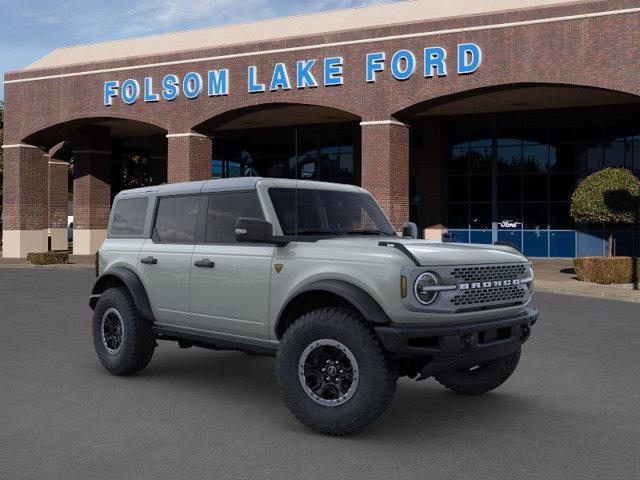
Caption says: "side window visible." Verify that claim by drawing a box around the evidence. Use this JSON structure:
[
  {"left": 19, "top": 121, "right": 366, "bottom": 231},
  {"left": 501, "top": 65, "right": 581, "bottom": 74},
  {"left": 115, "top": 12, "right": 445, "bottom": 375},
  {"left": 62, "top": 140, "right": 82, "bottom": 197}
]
[
  {"left": 205, "top": 192, "right": 263, "bottom": 243},
  {"left": 110, "top": 197, "right": 149, "bottom": 236},
  {"left": 153, "top": 195, "right": 200, "bottom": 243}
]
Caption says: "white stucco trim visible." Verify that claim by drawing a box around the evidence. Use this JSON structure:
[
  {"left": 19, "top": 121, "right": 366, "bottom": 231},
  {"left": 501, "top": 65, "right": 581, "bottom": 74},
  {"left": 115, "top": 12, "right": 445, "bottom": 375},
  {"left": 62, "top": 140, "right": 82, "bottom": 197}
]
[
  {"left": 4, "top": 7, "right": 640, "bottom": 85},
  {"left": 360, "top": 120, "right": 409, "bottom": 127},
  {"left": 49, "top": 228, "right": 68, "bottom": 251},
  {"left": 1, "top": 230, "right": 48, "bottom": 258},
  {"left": 166, "top": 133, "right": 212, "bottom": 139},
  {"left": 73, "top": 229, "right": 107, "bottom": 255},
  {"left": 1, "top": 143, "right": 42, "bottom": 149}
]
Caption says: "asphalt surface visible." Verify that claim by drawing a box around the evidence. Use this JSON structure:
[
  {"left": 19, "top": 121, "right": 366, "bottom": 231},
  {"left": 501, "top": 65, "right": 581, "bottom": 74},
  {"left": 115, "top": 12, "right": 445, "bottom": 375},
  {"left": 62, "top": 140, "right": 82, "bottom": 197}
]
[{"left": 1, "top": 267, "right": 639, "bottom": 480}]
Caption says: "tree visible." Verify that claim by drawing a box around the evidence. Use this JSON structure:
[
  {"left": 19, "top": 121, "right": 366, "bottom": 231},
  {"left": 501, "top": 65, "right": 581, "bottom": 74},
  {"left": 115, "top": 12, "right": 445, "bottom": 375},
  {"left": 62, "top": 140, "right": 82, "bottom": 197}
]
[{"left": 570, "top": 167, "right": 640, "bottom": 255}]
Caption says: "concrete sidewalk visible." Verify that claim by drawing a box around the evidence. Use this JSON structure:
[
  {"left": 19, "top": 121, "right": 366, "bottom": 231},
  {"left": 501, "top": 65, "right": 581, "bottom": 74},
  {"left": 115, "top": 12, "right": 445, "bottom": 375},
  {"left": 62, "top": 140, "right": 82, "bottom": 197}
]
[
  {"left": 532, "top": 259, "right": 640, "bottom": 304},
  {"left": 0, "top": 254, "right": 94, "bottom": 268}
]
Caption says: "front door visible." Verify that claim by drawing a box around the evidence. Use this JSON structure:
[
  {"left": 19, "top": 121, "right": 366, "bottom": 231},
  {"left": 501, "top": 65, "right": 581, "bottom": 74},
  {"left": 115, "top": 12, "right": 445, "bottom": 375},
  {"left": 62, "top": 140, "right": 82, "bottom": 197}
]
[
  {"left": 189, "top": 191, "right": 274, "bottom": 339},
  {"left": 137, "top": 194, "right": 200, "bottom": 327}
]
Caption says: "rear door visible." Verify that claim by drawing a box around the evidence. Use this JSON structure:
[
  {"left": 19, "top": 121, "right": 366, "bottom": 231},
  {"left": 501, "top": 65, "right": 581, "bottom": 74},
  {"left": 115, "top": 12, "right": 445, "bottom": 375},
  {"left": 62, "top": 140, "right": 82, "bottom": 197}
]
[
  {"left": 189, "top": 191, "right": 275, "bottom": 339},
  {"left": 137, "top": 194, "right": 201, "bottom": 327}
]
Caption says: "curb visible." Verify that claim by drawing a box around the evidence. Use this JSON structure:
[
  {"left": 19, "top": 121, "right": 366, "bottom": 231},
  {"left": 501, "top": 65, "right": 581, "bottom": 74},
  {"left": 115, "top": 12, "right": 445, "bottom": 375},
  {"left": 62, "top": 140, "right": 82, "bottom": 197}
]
[{"left": 535, "top": 281, "right": 640, "bottom": 304}]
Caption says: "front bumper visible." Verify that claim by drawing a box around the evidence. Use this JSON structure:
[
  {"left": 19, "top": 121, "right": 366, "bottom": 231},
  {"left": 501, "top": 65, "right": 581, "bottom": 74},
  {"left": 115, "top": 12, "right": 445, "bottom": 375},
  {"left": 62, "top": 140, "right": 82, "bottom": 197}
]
[{"left": 375, "top": 308, "right": 538, "bottom": 378}]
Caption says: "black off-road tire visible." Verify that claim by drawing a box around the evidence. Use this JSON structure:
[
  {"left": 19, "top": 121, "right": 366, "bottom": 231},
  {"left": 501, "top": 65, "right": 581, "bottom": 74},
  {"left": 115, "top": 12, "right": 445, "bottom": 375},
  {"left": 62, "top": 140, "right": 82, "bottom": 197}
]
[
  {"left": 92, "top": 286, "right": 156, "bottom": 376},
  {"left": 434, "top": 347, "right": 521, "bottom": 395},
  {"left": 276, "top": 307, "right": 397, "bottom": 436}
]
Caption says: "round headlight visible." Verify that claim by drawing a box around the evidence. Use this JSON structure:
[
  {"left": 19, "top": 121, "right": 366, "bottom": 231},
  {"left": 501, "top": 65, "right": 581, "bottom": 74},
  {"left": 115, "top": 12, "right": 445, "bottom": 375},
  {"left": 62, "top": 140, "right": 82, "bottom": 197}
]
[{"left": 414, "top": 272, "right": 439, "bottom": 305}]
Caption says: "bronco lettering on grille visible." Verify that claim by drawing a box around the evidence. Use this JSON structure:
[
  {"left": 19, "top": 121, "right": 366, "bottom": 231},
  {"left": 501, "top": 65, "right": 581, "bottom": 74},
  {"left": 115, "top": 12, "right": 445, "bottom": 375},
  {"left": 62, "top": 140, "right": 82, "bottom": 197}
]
[{"left": 459, "top": 279, "right": 521, "bottom": 290}]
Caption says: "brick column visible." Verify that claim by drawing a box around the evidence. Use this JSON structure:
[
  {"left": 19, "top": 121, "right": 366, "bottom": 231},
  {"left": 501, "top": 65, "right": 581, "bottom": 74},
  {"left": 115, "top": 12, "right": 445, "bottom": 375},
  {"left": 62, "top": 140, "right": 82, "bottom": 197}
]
[
  {"left": 166, "top": 133, "right": 212, "bottom": 183},
  {"left": 151, "top": 134, "right": 168, "bottom": 184},
  {"left": 72, "top": 149, "right": 111, "bottom": 255},
  {"left": 1, "top": 144, "right": 49, "bottom": 257},
  {"left": 70, "top": 127, "right": 111, "bottom": 255},
  {"left": 48, "top": 159, "right": 69, "bottom": 251},
  {"left": 360, "top": 120, "right": 410, "bottom": 230}
]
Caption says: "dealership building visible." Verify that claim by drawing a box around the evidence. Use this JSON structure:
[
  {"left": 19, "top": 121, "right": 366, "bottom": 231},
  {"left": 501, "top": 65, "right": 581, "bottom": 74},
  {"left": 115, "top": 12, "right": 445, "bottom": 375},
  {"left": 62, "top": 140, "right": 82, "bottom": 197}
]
[{"left": 3, "top": 0, "right": 640, "bottom": 257}]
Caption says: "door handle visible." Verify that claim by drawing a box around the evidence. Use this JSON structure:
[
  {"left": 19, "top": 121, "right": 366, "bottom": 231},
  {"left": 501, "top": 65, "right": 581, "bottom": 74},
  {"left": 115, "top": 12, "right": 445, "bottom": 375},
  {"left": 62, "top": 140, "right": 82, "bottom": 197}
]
[
  {"left": 194, "top": 258, "right": 215, "bottom": 268},
  {"left": 140, "top": 256, "right": 158, "bottom": 265}
]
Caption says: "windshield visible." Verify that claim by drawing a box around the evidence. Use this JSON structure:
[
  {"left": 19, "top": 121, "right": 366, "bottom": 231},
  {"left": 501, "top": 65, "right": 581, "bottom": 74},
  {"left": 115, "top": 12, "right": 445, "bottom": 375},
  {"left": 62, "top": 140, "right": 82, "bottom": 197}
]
[{"left": 268, "top": 188, "right": 396, "bottom": 237}]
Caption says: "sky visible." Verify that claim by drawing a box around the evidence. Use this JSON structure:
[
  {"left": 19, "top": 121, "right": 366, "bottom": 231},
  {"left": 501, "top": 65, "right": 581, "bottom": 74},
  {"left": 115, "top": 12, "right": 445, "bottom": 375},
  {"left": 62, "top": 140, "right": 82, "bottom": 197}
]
[{"left": 0, "top": 0, "right": 398, "bottom": 100}]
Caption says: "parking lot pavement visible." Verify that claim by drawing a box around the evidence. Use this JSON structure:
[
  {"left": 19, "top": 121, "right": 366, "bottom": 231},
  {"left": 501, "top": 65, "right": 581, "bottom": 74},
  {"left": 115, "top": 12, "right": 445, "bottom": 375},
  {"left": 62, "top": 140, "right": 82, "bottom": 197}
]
[{"left": 1, "top": 267, "right": 639, "bottom": 480}]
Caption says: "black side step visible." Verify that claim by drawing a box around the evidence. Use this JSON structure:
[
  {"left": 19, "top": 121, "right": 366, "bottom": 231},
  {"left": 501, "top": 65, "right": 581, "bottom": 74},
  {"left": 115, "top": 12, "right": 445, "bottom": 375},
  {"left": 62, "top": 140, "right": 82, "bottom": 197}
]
[{"left": 153, "top": 326, "right": 278, "bottom": 356}]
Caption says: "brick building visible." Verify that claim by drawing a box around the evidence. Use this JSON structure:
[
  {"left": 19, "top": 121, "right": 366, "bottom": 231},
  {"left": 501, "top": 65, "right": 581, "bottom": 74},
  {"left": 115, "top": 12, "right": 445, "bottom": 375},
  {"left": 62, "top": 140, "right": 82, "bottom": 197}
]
[{"left": 3, "top": 0, "right": 640, "bottom": 257}]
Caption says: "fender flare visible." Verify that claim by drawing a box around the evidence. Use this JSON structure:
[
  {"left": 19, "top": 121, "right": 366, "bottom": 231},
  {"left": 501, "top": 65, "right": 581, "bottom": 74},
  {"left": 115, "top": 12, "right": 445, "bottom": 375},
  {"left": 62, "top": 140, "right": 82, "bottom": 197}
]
[
  {"left": 90, "top": 266, "right": 155, "bottom": 321},
  {"left": 275, "top": 279, "right": 391, "bottom": 337}
]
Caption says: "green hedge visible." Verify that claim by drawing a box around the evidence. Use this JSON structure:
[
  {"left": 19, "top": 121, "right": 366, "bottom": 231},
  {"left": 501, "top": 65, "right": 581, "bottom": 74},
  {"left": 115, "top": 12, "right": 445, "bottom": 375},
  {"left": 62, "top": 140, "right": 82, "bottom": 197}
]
[
  {"left": 27, "top": 251, "right": 69, "bottom": 265},
  {"left": 570, "top": 168, "right": 640, "bottom": 224},
  {"left": 574, "top": 256, "right": 640, "bottom": 284}
]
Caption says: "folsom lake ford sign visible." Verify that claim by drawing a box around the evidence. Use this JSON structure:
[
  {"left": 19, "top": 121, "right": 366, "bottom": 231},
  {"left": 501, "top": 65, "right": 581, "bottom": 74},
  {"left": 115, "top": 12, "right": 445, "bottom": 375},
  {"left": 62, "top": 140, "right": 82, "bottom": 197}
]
[{"left": 103, "top": 43, "right": 482, "bottom": 106}]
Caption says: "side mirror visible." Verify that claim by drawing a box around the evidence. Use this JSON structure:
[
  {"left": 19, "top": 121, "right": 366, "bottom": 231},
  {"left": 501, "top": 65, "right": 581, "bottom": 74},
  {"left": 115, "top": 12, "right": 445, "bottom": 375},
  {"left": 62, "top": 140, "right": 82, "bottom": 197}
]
[
  {"left": 402, "top": 222, "right": 418, "bottom": 239},
  {"left": 235, "top": 218, "right": 274, "bottom": 243}
]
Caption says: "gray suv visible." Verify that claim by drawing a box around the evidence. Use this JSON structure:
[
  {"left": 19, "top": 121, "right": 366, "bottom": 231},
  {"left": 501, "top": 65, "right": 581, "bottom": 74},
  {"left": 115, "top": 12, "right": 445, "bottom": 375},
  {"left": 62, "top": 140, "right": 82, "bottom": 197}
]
[{"left": 90, "top": 177, "right": 538, "bottom": 435}]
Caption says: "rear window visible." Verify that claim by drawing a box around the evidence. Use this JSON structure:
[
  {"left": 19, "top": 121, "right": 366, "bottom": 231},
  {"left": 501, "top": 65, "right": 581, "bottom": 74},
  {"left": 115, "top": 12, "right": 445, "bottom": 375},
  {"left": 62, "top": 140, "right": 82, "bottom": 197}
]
[
  {"left": 153, "top": 195, "right": 200, "bottom": 244},
  {"left": 110, "top": 197, "right": 149, "bottom": 236}
]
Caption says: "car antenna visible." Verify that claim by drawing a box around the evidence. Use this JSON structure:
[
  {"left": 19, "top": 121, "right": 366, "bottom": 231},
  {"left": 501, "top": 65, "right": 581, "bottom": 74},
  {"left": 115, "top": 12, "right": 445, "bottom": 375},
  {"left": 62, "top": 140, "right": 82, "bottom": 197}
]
[{"left": 294, "top": 128, "right": 298, "bottom": 237}]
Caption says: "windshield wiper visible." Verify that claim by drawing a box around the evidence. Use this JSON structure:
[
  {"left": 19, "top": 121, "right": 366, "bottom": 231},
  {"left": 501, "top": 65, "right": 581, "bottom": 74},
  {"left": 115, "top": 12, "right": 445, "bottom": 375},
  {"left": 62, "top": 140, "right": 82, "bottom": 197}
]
[
  {"left": 346, "top": 229, "right": 393, "bottom": 236},
  {"left": 291, "top": 229, "right": 346, "bottom": 236}
]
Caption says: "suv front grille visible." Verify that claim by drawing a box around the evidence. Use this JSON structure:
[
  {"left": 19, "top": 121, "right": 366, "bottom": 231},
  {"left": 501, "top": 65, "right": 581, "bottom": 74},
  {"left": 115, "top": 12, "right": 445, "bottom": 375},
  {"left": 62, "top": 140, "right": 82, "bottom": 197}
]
[
  {"left": 450, "top": 285, "right": 526, "bottom": 307},
  {"left": 450, "top": 264, "right": 527, "bottom": 283}
]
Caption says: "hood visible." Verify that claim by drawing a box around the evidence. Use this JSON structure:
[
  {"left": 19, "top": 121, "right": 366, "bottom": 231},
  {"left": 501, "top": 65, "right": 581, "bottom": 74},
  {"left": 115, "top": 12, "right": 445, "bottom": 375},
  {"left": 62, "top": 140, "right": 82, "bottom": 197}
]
[{"left": 317, "top": 237, "right": 527, "bottom": 266}]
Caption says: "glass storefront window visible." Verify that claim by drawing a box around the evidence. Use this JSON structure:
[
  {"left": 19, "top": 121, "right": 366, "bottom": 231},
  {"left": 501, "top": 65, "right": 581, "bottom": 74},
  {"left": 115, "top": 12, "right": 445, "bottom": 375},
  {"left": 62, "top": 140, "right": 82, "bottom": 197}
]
[
  {"left": 470, "top": 175, "right": 492, "bottom": 202},
  {"left": 497, "top": 175, "right": 521, "bottom": 201},
  {"left": 211, "top": 123, "right": 358, "bottom": 184},
  {"left": 470, "top": 147, "right": 492, "bottom": 173},
  {"left": 523, "top": 174, "right": 547, "bottom": 202},
  {"left": 523, "top": 144, "right": 548, "bottom": 173},
  {"left": 523, "top": 203, "right": 548, "bottom": 229},
  {"left": 447, "top": 176, "right": 469, "bottom": 203},
  {"left": 470, "top": 203, "right": 491, "bottom": 229},
  {"left": 450, "top": 148, "right": 469, "bottom": 174},
  {"left": 445, "top": 105, "right": 639, "bottom": 257},
  {"left": 497, "top": 145, "right": 522, "bottom": 173}
]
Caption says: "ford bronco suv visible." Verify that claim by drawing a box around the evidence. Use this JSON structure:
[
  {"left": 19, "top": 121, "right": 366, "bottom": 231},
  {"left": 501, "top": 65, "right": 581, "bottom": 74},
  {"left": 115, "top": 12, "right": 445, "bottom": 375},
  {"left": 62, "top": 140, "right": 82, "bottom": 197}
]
[{"left": 90, "top": 177, "right": 537, "bottom": 435}]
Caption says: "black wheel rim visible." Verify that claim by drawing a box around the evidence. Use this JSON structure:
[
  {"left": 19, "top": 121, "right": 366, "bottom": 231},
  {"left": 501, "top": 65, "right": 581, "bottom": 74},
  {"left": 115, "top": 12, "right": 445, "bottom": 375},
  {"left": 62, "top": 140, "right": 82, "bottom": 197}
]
[
  {"left": 101, "top": 308, "right": 124, "bottom": 355},
  {"left": 298, "top": 339, "right": 359, "bottom": 407}
]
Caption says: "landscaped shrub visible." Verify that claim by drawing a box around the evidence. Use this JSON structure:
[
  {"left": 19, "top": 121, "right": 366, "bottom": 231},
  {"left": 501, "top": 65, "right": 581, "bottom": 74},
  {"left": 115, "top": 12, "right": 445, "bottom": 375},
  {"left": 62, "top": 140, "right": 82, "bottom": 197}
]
[
  {"left": 570, "top": 168, "right": 640, "bottom": 256},
  {"left": 27, "top": 251, "right": 69, "bottom": 265},
  {"left": 573, "top": 256, "right": 640, "bottom": 284},
  {"left": 570, "top": 168, "right": 640, "bottom": 224}
]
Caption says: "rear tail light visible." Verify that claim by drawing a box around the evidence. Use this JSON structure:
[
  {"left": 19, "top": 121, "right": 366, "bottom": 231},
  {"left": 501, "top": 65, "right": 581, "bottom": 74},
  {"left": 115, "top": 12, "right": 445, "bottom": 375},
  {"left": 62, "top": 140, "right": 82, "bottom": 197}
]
[{"left": 95, "top": 251, "right": 99, "bottom": 277}]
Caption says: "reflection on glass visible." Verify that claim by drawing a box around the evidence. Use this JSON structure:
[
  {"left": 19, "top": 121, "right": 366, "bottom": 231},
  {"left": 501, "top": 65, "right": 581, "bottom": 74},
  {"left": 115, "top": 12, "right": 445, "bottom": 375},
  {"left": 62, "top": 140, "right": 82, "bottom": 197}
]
[
  {"left": 445, "top": 107, "right": 639, "bottom": 257},
  {"left": 604, "top": 141, "right": 631, "bottom": 168},
  {"left": 211, "top": 123, "right": 357, "bottom": 184},
  {"left": 470, "top": 147, "right": 491, "bottom": 173},
  {"left": 497, "top": 145, "right": 522, "bottom": 173},
  {"left": 523, "top": 145, "right": 548, "bottom": 173},
  {"left": 450, "top": 148, "right": 469, "bottom": 174},
  {"left": 470, "top": 203, "right": 491, "bottom": 229}
]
